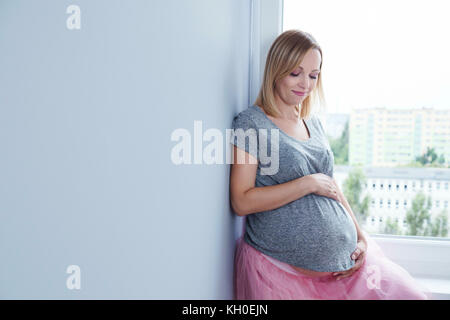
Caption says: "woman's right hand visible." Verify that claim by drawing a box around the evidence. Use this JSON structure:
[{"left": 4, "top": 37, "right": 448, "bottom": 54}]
[{"left": 308, "top": 173, "right": 341, "bottom": 202}]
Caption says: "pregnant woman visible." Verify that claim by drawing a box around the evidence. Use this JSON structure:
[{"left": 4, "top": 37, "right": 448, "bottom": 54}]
[{"left": 230, "top": 29, "right": 432, "bottom": 300}]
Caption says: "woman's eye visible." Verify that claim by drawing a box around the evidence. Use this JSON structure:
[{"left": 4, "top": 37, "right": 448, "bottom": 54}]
[{"left": 290, "top": 72, "right": 318, "bottom": 79}]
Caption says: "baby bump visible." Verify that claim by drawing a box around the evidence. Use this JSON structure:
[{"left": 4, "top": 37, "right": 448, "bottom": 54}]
[
  {"left": 281, "top": 198, "right": 358, "bottom": 272},
  {"left": 244, "top": 196, "right": 358, "bottom": 272}
]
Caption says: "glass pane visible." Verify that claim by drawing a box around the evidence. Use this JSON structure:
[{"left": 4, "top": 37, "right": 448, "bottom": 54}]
[{"left": 283, "top": 0, "right": 450, "bottom": 238}]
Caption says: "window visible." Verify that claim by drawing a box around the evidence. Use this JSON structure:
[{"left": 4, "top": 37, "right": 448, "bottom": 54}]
[
  {"left": 281, "top": 0, "right": 450, "bottom": 286},
  {"left": 283, "top": 0, "right": 450, "bottom": 242}
]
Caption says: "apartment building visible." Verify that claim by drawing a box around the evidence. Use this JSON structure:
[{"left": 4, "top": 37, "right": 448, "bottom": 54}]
[
  {"left": 334, "top": 166, "right": 450, "bottom": 235},
  {"left": 348, "top": 107, "right": 450, "bottom": 167}
]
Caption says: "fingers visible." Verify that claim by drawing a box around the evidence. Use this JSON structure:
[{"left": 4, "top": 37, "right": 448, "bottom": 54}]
[
  {"left": 330, "top": 181, "right": 341, "bottom": 202},
  {"left": 351, "top": 248, "right": 360, "bottom": 260},
  {"left": 355, "top": 251, "right": 366, "bottom": 265},
  {"left": 333, "top": 267, "right": 355, "bottom": 280},
  {"left": 335, "top": 272, "right": 353, "bottom": 281},
  {"left": 352, "top": 242, "right": 368, "bottom": 260},
  {"left": 333, "top": 255, "right": 366, "bottom": 280},
  {"left": 334, "top": 266, "right": 357, "bottom": 280},
  {"left": 334, "top": 190, "right": 340, "bottom": 202},
  {"left": 328, "top": 184, "right": 339, "bottom": 201}
]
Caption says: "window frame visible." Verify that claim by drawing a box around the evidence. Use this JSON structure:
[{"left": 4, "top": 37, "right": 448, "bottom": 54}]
[{"left": 254, "top": 0, "right": 450, "bottom": 281}]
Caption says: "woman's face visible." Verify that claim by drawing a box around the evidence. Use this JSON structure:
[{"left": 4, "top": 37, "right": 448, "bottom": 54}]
[{"left": 274, "top": 48, "right": 321, "bottom": 107}]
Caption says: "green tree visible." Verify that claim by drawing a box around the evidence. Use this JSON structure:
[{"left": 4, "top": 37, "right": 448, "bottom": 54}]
[
  {"left": 415, "top": 146, "right": 438, "bottom": 165},
  {"left": 342, "top": 166, "right": 371, "bottom": 226},
  {"left": 437, "top": 154, "right": 446, "bottom": 165},
  {"left": 403, "top": 146, "right": 449, "bottom": 168},
  {"left": 382, "top": 217, "right": 403, "bottom": 235},
  {"left": 427, "top": 209, "right": 449, "bottom": 237},
  {"left": 405, "top": 192, "right": 432, "bottom": 236},
  {"left": 329, "top": 120, "right": 349, "bottom": 165}
]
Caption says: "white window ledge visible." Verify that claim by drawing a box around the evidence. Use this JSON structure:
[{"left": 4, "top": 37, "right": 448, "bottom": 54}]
[
  {"left": 371, "top": 234, "right": 450, "bottom": 299},
  {"left": 415, "top": 277, "right": 450, "bottom": 300}
]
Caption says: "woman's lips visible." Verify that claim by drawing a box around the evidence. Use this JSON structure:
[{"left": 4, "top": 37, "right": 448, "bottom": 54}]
[{"left": 292, "top": 90, "right": 306, "bottom": 96}]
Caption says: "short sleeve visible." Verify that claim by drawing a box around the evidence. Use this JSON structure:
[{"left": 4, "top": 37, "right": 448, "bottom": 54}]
[{"left": 230, "top": 113, "right": 259, "bottom": 160}]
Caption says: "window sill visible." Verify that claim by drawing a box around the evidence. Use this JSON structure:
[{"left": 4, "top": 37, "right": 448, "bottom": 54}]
[
  {"left": 415, "top": 277, "right": 450, "bottom": 300},
  {"left": 371, "top": 233, "right": 450, "bottom": 299}
]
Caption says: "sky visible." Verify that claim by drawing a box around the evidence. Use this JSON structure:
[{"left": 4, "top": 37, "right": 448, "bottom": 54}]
[{"left": 283, "top": 0, "right": 450, "bottom": 114}]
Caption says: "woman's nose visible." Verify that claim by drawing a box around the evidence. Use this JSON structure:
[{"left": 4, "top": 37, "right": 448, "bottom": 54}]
[{"left": 297, "top": 74, "right": 309, "bottom": 90}]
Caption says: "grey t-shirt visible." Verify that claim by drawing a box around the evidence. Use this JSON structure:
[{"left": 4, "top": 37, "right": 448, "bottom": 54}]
[{"left": 230, "top": 105, "right": 358, "bottom": 272}]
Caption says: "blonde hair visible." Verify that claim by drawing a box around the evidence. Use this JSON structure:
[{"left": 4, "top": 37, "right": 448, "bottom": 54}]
[{"left": 254, "top": 29, "right": 326, "bottom": 120}]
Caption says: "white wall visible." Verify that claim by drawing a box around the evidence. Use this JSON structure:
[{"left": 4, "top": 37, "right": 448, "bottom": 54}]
[{"left": 0, "top": 0, "right": 251, "bottom": 299}]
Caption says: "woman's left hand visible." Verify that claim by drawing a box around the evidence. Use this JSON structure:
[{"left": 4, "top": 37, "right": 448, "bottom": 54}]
[{"left": 332, "top": 237, "right": 368, "bottom": 281}]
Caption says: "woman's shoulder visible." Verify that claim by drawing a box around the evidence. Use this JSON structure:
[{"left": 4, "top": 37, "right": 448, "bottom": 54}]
[
  {"left": 232, "top": 105, "right": 265, "bottom": 129},
  {"left": 235, "top": 105, "right": 261, "bottom": 119}
]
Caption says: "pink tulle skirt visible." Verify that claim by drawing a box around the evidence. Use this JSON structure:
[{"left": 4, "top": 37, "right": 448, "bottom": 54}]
[{"left": 234, "top": 229, "right": 433, "bottom": 300}]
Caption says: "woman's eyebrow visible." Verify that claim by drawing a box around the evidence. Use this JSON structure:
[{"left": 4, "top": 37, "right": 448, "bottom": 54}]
[{"left": 296, "top": 66, "right": 320, "bottom": 72}]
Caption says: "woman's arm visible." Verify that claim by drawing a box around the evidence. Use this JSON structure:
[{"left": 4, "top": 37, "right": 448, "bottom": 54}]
[
  {"left": 231, "top": 170, "right": 315, "bottom": 217},
  {"left": 230, "top": 145, "right": 318, "bottom": 216},
  {"left": 332, "top": 177, "right": 367, "bottom": 241}
]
